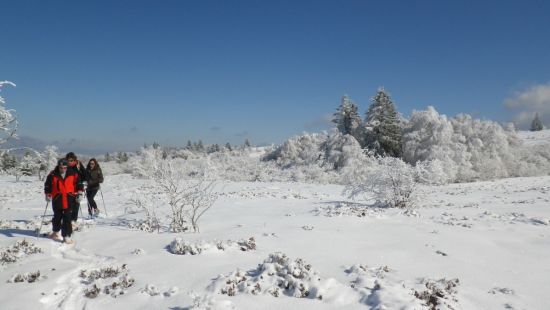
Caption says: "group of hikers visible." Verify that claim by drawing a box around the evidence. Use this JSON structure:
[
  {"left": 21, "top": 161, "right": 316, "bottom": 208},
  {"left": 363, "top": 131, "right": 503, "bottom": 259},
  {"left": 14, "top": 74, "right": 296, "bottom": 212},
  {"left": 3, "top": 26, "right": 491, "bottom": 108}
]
[{"left": 43, "top": 152, "right": 104, "bottom": 244}]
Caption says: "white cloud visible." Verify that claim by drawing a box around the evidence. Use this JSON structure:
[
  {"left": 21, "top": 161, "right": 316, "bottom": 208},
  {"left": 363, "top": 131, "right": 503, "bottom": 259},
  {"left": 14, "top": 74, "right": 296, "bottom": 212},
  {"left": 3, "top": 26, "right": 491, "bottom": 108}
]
[{"left": 504, "top": 83, "right": 550, "bottom": 129}]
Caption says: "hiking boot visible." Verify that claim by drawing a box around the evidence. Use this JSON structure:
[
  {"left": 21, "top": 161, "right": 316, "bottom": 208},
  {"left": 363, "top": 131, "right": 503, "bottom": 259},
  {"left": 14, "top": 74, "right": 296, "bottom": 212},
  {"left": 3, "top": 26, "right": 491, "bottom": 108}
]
[
  {"left": 93, "top": 208, "right": 100, "bottom": 217},
  {"left": 63, "top": 236, "right": 75, "bottom": 244},
  {"left": 48, "top": 231, "right": 63, "bottom": 241}
]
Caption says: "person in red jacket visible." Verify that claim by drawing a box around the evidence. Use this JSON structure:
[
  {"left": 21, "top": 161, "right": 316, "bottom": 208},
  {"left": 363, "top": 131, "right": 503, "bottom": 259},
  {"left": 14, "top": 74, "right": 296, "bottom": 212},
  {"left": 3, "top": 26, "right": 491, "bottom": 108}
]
[{"left": 44, "top": 158, "right": 84, "bottom": 244}]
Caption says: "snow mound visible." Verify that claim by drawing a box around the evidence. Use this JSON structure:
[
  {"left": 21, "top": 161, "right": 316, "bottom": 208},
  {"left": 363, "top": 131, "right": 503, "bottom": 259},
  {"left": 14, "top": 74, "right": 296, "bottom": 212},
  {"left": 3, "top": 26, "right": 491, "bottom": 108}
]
[
  {"left": 0, "top": 219, "right": 39, "bottom": 231},
  {"left": 346, "top": 264, "right": 425, "bottom": 309},
  {"left": 188, "top": 293, "right": 235, "bottom": 310},
  {"left": 169, "top": 237, "right": 256, "bottom": 255}
]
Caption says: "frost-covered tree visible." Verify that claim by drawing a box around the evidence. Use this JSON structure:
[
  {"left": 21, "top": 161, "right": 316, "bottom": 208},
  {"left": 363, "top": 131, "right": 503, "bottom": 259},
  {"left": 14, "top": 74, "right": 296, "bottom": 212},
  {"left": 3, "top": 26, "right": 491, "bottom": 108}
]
[
  {"left": 0, "top": 151, "right": 16, "bottom": 173},
  {"left": 332, "top": 95, "right": 362, "bottom": 140},
  {"left": 0, "top": 81, "right": 17, "bottom": 146},
  {"left": 401, "top": 106, "right": 550, "bottom": 183},
  {"left": 320, "top": 130, "right": 364, "bottom": 170},
  {"left": 197, "top": 140, "right": 205, "bottom": 152},
  {"left": 364, "top": 88, "right": 403, "bottom": 157},
  {"left": 262, "top": 133, "right": 324, "bottom": 168},
  {"left": 116, "top": 151, "right": 129, "bottom": 163},
  {"left": 41, "top": 145, "right": 59, "bottom": 173},
  {"left": 19, "top": 151, "right": 40, "bottom": 177},
  {"left": 530, "top": 113, "right": 544, "bottom": 131},
  {"left": 244, "top": 139, "right": 251, "bottom": 149},
  {"left": 225, "top": 142, "right": 232, "bottom": 152}
]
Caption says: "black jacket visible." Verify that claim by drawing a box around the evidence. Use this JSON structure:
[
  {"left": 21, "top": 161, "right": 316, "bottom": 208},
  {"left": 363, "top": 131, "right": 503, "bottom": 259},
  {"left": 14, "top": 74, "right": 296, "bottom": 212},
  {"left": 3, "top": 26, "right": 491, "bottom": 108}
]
[
  {"left": 86, "top": 167, "right": 104, "bottom": 190},
  {"left": 68, "top": 160, "right": 88, "bottom": 187}
]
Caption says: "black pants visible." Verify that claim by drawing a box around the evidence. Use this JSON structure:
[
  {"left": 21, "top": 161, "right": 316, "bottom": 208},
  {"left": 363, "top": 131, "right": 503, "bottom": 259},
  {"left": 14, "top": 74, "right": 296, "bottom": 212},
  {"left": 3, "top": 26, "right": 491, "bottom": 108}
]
[
  {"left": 71, "top": 201, "right": 80, "bottom": 222},
  {"left": 87, "top": 188, "right": 99, "bottom": 215},
  {"left": 52, "top": 207, "right": 72, "bottom": 237}
]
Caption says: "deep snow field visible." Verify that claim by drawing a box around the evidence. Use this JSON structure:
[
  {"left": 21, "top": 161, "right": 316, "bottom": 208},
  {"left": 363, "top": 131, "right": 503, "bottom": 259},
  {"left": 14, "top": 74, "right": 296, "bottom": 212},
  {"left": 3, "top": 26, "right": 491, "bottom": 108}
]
[{"left": 1, "top": 173, "right": 549, "bottom": 310}]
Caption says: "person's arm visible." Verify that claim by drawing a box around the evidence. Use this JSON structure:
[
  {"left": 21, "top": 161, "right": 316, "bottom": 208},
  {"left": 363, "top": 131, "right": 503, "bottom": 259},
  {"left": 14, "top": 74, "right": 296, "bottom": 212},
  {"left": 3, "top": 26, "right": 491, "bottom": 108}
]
[
  {"left": 77, "top": 162, "right": 87, "bottom": 187},
  {"left": 44, "top": 173, "right": 53, "bottom": 201},
  {"left": 98, "top": 168, "right": 104, "bottom": 184}
]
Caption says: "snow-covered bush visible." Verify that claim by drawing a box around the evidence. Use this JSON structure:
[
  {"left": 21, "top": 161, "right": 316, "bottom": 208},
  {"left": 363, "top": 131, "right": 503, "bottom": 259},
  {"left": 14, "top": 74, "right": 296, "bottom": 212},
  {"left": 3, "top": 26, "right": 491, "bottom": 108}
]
[
  {"left": 133, "top": 146, "right": 218, "bottom": 233},
  {"left": 7, "top": 270, "right": 42, "bottom": 283},
  {"left": 344, "top": 156, "right": 419, "bottom": 208},
  {"left": 0, "top": 239, "right": 43, "bottom": 266},
  {"left": 414, "top": 278, "right": 460, "bottom": 310},
  {"left": 127, "top": 190, "right": 161, "bottom": 233},
  {"left": 212, "top": 252, "right": 324, "bottom": 299},
  {"left": 168, "top": 237, "right": 256, "bottom": 255},
  {"left": 80, "top": 264, "right": 135, "bottom": 298}
]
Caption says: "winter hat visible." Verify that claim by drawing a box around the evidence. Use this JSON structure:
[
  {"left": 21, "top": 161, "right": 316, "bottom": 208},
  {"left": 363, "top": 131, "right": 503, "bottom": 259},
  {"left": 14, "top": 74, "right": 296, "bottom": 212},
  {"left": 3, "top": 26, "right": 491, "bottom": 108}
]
[{"left": 57, "top": 158, "right": 68, "bottom": 166}]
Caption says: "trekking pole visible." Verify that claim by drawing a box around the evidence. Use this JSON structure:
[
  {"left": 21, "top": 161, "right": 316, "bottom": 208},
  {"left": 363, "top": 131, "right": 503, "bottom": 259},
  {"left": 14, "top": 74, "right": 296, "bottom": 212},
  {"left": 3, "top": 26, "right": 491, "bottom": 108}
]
[
  {"left": 36, "top": 201, "right": 50, "bottom": 238},
  {"left": 99, "top": 187, "right": 108, "bottom": 217}
]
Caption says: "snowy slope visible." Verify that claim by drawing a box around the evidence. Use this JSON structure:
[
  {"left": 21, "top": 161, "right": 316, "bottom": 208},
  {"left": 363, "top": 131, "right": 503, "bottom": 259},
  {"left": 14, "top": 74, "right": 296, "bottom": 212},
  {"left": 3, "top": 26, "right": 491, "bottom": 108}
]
[
  {"left": 517, "top": 129, "right": 550, "bottom": 146},
  {"left": 1, "top": 174, "right": 549, "bottom": 309}
]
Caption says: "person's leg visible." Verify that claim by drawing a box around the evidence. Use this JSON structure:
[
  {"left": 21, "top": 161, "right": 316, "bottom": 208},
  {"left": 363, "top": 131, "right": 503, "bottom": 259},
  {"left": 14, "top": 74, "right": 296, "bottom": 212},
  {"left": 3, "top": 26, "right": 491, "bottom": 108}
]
[
  {"left": 71, "top": 201, "right": 80, "bottom": 222},
  {"left": 87, "top": 188, "right": 98, "bottom": 212},
  {"left": 61, "top": 209, "right": 73, "bottom": 238},
  {"left": 51, "top": 207, "right": 62, "bottom": 233}
]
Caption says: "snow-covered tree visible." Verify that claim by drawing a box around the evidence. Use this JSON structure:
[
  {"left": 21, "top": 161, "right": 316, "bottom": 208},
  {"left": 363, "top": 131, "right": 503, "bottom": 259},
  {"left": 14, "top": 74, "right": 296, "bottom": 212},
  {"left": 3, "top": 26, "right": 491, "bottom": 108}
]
[
  {"left": 531, "top": 113, "right": 544, "bottom": 131},
  {"left": 332, "top": 95, "right": 362, "bottom": 141},
  {"left": 364, "top": 88, "right": 403, "bottom": 157},
  {"left": 41, "top": 145, "right": 59, "bottom": 173},
  {"left": 402, "top": 106, "right": 550, "bottom": 183},
  {"left": 0, "top": 151, "right": 16, "bottom": 173},
  {"left": 320, "top": 129, "right": 364, "bottom": 170},
  {"left": 262, "top": 132, "right": 324, "bottom": 168},
  {"left": 0, "top": 81, "right": 17, "bottom": 146},
  {"left": 19, "top": 151, "right": 40, "bottom": 177},
  {"left": 225, "top": 142, "right": 232, "bottom": 152}
]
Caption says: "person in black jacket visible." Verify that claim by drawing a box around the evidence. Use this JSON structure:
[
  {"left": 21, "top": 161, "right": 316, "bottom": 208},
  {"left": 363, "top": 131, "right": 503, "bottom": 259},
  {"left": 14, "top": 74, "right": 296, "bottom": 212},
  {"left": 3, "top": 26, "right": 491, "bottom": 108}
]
[
  {"left": 65, "top": 152, "right": 87, "bottom": 226},
  {"left": 86, "top": 158, "right": 104, "bottom": 217}
]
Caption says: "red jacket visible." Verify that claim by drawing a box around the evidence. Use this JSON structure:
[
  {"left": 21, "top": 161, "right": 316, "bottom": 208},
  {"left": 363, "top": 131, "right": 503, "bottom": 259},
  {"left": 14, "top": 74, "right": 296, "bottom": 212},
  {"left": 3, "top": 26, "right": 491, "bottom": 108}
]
[{"left": 44, "top": 167, "right": 84, "bottom": 210}]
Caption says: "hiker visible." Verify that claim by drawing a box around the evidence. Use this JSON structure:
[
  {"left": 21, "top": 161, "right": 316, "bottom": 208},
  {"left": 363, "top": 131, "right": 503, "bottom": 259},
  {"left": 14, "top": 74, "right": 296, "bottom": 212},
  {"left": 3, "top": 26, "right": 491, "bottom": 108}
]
[
  {"left": 44, "top": 158, "right": 84, "bottom": 244},
  {"left": 86, "top": 158, "right": 104, "bottom": 217},
  {"left": 65, "top": 152, "right": 87, "bottom": 227}
]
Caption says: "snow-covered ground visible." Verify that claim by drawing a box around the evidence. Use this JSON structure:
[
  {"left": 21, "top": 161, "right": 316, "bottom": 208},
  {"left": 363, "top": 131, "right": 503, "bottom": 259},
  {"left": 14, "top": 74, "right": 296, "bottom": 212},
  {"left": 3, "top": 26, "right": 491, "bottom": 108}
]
[
  {"left": 1, "top": 174, "right": 549, "bottom": 309},
  {"left": 517, "top": 129, "right": 550, "bottom": 146}
]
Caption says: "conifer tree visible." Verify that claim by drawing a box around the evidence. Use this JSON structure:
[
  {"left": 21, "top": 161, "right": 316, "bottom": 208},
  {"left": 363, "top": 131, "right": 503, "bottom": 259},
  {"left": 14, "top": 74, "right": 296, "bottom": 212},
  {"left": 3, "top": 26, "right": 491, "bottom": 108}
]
[
  {"left": 332, "top": 95, "right": 362, "bottom": 140},
  {"left": 364, "top": 88, "right": 403, "bottom": 157},
  {"left": 531, "top": 113, "right": 544, "bottom": 131}
]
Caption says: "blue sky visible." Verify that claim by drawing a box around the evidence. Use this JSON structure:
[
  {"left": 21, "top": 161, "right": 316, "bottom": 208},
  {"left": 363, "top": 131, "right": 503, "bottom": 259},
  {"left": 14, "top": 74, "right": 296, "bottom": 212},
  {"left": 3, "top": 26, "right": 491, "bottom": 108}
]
[{"left": 1, "top": 0, "right": 549, "bottom": 152}]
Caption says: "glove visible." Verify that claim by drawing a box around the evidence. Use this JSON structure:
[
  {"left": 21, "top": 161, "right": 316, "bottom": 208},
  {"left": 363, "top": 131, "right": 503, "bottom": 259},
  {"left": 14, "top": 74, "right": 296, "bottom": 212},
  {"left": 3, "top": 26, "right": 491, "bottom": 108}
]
[
  {"left": 45, "top": 194, "right": 52, "bottom": 202},
  {"left": 75, "top": 193, "right": 82, "bottom": 203}
]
